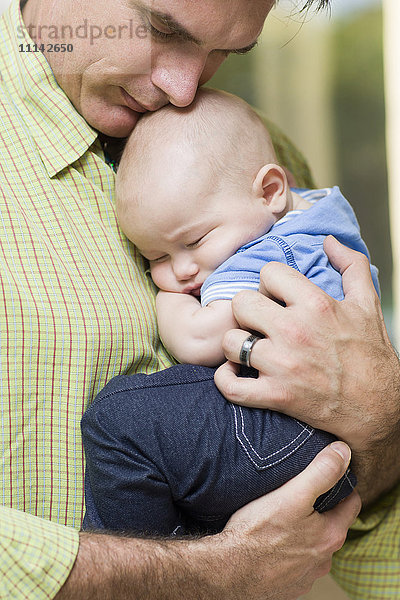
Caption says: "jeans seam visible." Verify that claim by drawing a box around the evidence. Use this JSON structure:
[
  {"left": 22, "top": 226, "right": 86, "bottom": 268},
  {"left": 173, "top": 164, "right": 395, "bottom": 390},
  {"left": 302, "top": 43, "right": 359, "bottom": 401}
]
[
  {"left": 94, "top": 375, "right": 216, "bottom": 403},
  {"left": 314, "top": 467, "right": 354, "bottom": 511},
  {"left": 232, "top": 405, "right": 315, "bottom": 469}
]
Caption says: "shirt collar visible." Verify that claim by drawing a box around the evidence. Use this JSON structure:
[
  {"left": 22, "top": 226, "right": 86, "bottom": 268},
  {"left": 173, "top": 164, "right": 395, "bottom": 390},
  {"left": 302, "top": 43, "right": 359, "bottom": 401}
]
[{"left": 0, "top": 0, "right": 98, "bottom": 177}]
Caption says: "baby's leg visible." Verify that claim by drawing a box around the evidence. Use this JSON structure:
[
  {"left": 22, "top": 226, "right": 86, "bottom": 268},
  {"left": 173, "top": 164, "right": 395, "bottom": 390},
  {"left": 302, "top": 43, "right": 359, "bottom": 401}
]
[{"left": 81, "top": 365, "right": 356, "bottom": 536}]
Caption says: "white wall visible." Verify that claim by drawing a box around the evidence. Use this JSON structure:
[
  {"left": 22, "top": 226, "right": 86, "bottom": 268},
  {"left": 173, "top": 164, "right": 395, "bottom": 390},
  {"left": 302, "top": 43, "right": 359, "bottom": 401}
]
[{"left": 0, "top": 0, "right": 11, "bottom": 16}]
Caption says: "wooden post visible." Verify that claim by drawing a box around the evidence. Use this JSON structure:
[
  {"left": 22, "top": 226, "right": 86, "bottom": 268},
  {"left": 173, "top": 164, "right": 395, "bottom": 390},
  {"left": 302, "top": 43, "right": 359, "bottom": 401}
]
[
  {"left": 253, "top": 12, "right": 337, "bottom": 187},
  {"left": 383, "top": 0, "right": 400, "bottom": 347}
]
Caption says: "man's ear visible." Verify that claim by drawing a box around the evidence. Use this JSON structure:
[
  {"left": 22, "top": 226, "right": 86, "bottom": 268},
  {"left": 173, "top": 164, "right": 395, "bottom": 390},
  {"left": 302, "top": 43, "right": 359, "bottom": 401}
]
[{"left": 252, "top": 164, "right": 287, "bottom": 215}]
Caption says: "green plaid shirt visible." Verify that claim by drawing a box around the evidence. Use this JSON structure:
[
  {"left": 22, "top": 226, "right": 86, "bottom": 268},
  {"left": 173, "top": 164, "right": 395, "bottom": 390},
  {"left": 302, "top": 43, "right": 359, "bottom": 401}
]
[
  {"left": 0, "top": 1, "right": 174, "bottom": 596},
  {"left": 1, "top": 1, "right": 399, "bottom": 598}
]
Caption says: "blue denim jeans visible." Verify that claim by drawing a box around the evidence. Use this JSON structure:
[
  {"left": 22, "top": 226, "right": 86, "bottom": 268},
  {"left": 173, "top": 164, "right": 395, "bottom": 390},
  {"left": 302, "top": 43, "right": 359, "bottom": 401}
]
[{"left": 82, "top": 364, "right": 356, "bottom": 536}]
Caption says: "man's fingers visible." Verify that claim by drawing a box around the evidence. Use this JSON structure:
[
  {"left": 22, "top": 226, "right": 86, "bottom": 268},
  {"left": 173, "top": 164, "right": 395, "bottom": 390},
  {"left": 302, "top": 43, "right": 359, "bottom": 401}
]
[
  {"left": 255, "top": 239, "right": 378, "bottom": 315},
  {"left": 215, "top": 360, "right": 280, "bottom": 408},
  {"left": 227, "top": 443, "right": 360, "bottom": 530},
  {"left": 220, "top": 328, "right": 268, "bottom": 366},
  {"left": 214, "top": 360, "right": 257, "bottom": 404},
  {"left": 230, "top": 290, "right": 283, "bottom": 337},
  {"left": 326, "top": 489, "right": 362, "bottom": 538},
  {"left": 323, "top": 236, "right": 378, "bottom": 302},
  {"left": 257, "top": 261, "right": 323, "bottom": 307}
]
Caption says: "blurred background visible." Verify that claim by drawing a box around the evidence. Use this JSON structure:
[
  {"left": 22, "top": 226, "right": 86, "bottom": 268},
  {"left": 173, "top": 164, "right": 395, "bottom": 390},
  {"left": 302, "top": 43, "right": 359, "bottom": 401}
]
[{"left": 207, "top": 0, "right": 395, "bottom": 347}]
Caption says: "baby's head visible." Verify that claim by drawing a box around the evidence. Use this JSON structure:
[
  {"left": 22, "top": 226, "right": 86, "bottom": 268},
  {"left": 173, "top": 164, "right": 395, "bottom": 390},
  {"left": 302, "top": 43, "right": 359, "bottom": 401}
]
[{"left": 116, "top": 88, "right": 292, "bottom": 295}]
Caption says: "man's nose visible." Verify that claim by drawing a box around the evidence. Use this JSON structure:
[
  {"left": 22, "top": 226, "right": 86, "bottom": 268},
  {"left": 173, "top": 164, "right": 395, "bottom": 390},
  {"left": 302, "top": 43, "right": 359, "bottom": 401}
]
[{"left": 151, "top": 51, "right": 208, "bottom": 108}]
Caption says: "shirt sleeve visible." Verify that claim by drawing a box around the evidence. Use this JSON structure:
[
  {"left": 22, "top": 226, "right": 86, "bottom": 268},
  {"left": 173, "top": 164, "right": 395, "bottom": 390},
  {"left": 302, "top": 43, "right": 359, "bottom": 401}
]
[
  {"left": 331, "top": 481, "right": 400, "bottom": 598},
  {"left": 0, "top": 505, "right": 79, "bottom": 600},
  {"left": 200, "top": 238, "right": 288, "bottom": 307}
]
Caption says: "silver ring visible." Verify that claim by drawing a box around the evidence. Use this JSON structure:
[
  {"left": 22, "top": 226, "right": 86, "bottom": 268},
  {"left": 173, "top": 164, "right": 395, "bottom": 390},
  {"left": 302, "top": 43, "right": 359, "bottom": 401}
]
[{"left": 239, "top": 334, "right": 261, "bottom": 368}]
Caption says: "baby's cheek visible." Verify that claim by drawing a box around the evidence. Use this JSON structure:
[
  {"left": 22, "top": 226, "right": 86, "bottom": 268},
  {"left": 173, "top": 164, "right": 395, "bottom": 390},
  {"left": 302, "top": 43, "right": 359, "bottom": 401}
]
[
  {"left": 151, "top": 266, "right": 177, "bottom": 292},
  {"left": 150, "top": 269, "right": 165, "bottom": 290}
]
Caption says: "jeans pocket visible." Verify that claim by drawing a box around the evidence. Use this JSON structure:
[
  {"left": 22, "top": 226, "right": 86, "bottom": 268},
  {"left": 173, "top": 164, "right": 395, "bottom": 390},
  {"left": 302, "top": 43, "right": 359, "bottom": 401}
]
[{"left": 230, "top": 404, "right": 315, "bottom": 470}]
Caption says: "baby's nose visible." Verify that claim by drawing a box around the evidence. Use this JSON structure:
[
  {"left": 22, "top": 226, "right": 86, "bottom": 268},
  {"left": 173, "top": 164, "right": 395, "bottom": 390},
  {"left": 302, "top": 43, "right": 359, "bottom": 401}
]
[{"left": 173, "top": 259, "right": 199, "bottom": 281}]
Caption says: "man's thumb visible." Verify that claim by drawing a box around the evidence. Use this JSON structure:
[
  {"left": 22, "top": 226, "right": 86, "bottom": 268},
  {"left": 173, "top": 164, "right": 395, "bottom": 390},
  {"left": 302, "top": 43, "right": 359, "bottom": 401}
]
[{"left": 286, "top": 442, "right": 352, "bottom": 509}]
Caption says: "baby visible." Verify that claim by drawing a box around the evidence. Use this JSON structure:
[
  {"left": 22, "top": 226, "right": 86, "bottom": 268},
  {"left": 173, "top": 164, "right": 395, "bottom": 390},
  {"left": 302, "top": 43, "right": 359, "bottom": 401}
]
[
  {"left": 82, "top": 89, "right": 377, "bottom": 536},
  {"left": 115, "top": 88, "right": 379, "bottom": 366}
]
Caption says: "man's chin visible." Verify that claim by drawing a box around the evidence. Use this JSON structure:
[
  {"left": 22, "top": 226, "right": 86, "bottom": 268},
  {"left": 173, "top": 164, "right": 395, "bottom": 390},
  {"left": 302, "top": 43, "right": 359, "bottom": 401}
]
[{"left": 85, "top": 105, "right": 143, "bottom": 138}]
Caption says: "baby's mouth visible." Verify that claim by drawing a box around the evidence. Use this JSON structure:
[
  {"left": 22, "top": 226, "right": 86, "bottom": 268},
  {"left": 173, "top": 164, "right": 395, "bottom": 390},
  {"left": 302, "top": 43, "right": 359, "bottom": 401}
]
[
  {"left": 182, "top": 284, "right": 202, "bottom": 297},
  {"left": 190, "top": 286, "right": 201, "bottom": 297}
]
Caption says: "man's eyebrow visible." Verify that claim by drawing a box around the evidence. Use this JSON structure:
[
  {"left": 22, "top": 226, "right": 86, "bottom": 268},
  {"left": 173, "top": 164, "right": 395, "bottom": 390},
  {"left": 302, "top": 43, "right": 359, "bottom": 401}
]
[
  {"left": 137, "top": 4, "right": 260, "bottom": 54},
  {"left": 143, "top": 7, "right": 202, "bottom": 44}
]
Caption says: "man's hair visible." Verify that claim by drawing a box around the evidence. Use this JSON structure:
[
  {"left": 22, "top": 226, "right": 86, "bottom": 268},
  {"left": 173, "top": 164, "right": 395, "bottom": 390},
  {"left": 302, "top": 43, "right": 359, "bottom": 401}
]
[
  {"left": 275, "top": 0, "right": 331, "bottom": 15},
  {"left": 299, "top": 0, "right": 331, "bottom": 11}
]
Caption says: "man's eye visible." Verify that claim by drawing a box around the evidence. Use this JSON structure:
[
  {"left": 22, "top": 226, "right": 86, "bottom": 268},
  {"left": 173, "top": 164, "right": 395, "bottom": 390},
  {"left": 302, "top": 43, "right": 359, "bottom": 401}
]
[{"left": 148, "top": 18, "right": 174, "bottom": 40}]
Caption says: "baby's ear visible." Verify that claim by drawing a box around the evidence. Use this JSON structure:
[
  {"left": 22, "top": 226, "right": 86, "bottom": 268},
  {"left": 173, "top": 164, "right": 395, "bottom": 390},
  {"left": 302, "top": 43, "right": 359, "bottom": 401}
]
[{"left": 252, "top": 164, "right": 287, "bottom": 215}]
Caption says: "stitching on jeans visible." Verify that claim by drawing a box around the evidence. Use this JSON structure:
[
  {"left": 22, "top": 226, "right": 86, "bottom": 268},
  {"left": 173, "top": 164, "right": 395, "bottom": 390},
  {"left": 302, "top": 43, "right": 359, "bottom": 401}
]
[
  {"left": 231, "top": 405, "right": 315, "bottom": 469},
  {"left": 314, "top": 473, "right": 345, "bottom": 511},
  {"left": 314, "top": 466, "right": 354, "bottom": 511},
  {"left": 94, "top": 374, "right": 216, "bottom": 401},
  {"left": 315, "top": 467, "right": 355, "bottom": 510},
  {"left": 236, "top": 405, "right": 314, "bottom": 460}
]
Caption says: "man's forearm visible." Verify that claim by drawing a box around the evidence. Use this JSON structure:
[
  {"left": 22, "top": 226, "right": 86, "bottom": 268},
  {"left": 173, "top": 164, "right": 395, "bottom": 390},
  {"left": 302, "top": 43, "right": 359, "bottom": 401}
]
[
  {"left": 351, "top": 385, "right": 400, "bottom": 506},
  {"left": 56, "top": 532, "right": 223, "bottom": 600},
  {"left": 341, "top": 347, "right": 400, "bottom": 505},
  {"left": 352, "top": 447, "right": 400, "bottom": 507}
]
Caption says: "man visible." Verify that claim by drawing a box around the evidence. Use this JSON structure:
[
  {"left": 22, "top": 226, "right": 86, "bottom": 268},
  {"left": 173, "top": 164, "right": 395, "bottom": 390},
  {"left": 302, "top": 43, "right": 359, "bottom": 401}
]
[{"left": 0, "top": 0, "right": 392, "bottom": 598}]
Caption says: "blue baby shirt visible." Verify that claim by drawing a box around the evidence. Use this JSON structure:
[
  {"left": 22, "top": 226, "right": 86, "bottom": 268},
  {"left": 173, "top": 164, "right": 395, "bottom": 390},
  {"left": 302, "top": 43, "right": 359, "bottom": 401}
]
[{"left": 201, "top": 187, "right": 380, "bottom": 306}]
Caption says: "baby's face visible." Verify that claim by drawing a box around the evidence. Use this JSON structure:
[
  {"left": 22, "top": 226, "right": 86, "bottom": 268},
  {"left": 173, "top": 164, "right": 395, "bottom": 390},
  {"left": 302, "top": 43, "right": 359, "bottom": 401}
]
[{"left": 119, "top": 166, "right": 275, "bottom": 295}]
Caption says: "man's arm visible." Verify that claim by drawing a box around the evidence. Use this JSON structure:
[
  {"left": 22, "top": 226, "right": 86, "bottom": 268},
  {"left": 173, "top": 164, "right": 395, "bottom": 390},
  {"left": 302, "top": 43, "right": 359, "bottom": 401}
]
[
  {"left": 55, "top": 443, "right": 360, "bottom": 600},
  {"left": 156, "top": 291, "right": 238, "bottom": 366},
  {"left": 215, "top": 236, "right": 400, "bottom": 505}
]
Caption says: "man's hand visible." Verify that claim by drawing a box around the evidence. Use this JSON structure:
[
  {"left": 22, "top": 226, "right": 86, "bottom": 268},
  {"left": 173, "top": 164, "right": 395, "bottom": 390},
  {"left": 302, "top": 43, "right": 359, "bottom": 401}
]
[
  {"left": 222, "top": 442, "right": 360, "bottom": 599},
  {"left": 56, "top": 443, "right": 360, "bottom": 600},
  {"left": 215, "top": 236, "right": 400, "bottom": 503}
]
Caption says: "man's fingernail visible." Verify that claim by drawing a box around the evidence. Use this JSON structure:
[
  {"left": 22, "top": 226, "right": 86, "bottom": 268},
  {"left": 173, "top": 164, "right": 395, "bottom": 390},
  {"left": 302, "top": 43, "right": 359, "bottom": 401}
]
[{"left": 330, "top": 442, "right": 351, "bottom": 465}]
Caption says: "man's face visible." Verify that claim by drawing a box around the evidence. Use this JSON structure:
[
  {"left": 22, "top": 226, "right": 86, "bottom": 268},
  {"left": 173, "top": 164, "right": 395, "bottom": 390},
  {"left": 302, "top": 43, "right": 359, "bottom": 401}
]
[{"left": 24, "top": 0, "right": 273, "bottom": 136}]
